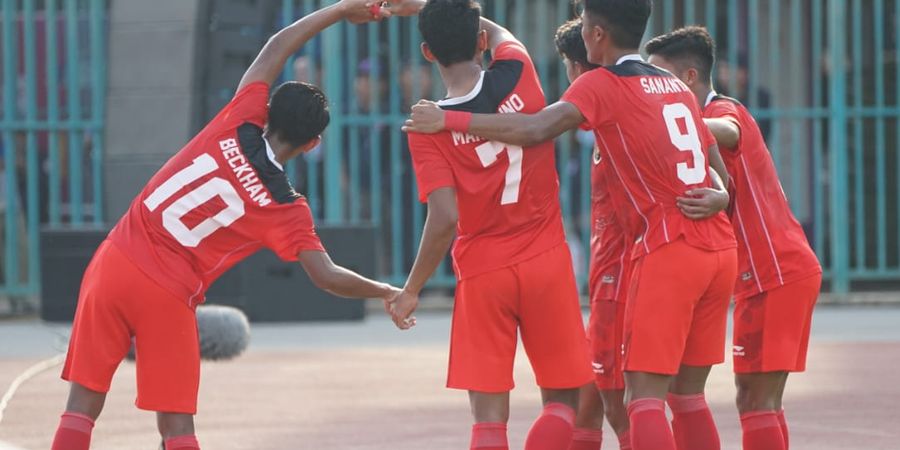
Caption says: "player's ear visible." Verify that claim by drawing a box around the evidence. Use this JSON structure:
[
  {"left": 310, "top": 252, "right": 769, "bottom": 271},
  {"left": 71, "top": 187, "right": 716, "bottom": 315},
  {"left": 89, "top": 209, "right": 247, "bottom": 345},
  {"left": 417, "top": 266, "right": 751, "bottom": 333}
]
[
  {"left": 421, "top": 43, "right": 436, "bottom": 63},
  {"left": 299, "top": 136, "right": 321, "bottom": 154},
  {"left": 476, "top": 29, "right": 488, "bottom": 53},
  {"left": 686, "top": 67, "right": 699, "bottom": 87}
]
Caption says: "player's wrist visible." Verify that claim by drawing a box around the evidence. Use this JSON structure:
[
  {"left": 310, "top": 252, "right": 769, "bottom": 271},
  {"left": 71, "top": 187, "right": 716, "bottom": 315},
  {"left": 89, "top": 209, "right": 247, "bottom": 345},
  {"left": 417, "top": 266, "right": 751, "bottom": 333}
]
[{"left": 444, "top": 110, "right": 472, "bottom": 132}]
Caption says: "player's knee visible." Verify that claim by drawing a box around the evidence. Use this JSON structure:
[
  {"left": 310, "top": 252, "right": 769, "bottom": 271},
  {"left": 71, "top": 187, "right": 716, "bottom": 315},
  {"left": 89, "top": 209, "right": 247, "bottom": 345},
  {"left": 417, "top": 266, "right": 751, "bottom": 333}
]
[
  {"left": 734, "top": 376, "right": 778, "bottom": 413},
  {"left": 156, "top": 413, "right": 195, "bottom": 439},
  {"left": 599, "top": 390, "right": 629, "bottom": 434},
  {"left": 541, "top": 387, "right": 580, "bottom": 410},
  {"left": 65, "top": 382, "right": 106, "bottom": 420}
]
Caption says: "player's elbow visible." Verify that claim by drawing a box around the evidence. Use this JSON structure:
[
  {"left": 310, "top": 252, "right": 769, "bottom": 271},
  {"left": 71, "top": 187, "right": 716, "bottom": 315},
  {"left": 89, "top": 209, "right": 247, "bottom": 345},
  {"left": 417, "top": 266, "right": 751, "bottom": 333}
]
[{"left": 305, "top": 259, "right": 340, "bottom": 293}]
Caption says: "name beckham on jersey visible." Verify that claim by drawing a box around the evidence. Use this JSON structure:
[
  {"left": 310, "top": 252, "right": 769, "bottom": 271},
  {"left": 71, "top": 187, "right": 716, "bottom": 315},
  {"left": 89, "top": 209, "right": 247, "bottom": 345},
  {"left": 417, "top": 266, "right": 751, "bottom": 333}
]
[
  {"left": 450, "top": 94, "right": 526, "bottom": 147},
  {"left": 219, "top": 138, "right": 272, "bottom": 207}
]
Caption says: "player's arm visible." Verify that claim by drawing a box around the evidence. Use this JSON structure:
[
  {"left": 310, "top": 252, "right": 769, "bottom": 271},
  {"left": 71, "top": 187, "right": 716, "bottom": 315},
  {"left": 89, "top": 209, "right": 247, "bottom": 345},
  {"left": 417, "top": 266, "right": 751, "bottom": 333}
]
[
  {"left": 677, "top": 144, "right": 730, "bottom": 220},
  {"left": 403, "top": 100, "right": 584, "bottom": 147},
  {"left": 481, "top": 17, "right": 519, "bottom": 50},
  {"left": 704, "top": 117, "right": 741, "bottom": 150},
  {"left": 389, "top": 187, "right": 458, "bottom": 330},
  {"left": 237, "top": 0, "right": 389, "bottom": 91},
  {"left": 299, "top": 250, "right": 400, "bottom": 302}
]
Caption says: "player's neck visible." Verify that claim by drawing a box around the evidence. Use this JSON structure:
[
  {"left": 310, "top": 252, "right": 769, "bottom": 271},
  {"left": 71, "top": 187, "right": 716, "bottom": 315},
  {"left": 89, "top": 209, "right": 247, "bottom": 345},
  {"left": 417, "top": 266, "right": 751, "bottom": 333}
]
[
  {"left": 695, "top": 85, "right": 714, "bottom": 110},
  {"left": 600, "top": 47, "right": 640, "bottom": 66},
  {"left": 264, "top": 132, "right": 292, "bottom": 166},
  {"left": 438, "top": 62, "right": 483, "bottom": 99}
]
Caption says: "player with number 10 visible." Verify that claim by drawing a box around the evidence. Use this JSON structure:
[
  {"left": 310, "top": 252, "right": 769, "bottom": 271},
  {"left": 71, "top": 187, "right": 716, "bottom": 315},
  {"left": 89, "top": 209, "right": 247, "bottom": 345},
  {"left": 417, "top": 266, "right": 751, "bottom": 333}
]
[
  {"left": 50, "top": 2, "right": 402, "bottom": 450},
  {"left": 402, "top": 1, "right": 738, "bottom": 449}
]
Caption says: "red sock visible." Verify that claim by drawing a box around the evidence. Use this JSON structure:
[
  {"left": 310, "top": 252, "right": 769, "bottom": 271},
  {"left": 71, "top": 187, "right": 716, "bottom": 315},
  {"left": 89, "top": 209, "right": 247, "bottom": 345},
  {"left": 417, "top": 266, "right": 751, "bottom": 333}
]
[
  {"left": 741, "top": 411, "right": 785, "bottom": 450},
  {"left": 471, "top": 422, "right": 508, "bottom": 450},
  {"left": 618, "top": 430, "right": 633, "bottom": 450},
  {"left": 568, "top": 428, "right": 602, "bottom": 450},
  {"left": 666, "top": 393, "right": 720, "bottom": 450},
  {"left": 776, "top": 409, "right": 789, "bottom": 449},
  {"left": 524, "top": 402, "right": 576, "bottom": 450},
  {"left": 164, "top": 435, "right": 200, "bottom": 450},
  {"left": 51, "top": 412, "right": 94, "bottom": 450},
  {"left": 627, "top": 398, "right": 676, "bottom": 450}
]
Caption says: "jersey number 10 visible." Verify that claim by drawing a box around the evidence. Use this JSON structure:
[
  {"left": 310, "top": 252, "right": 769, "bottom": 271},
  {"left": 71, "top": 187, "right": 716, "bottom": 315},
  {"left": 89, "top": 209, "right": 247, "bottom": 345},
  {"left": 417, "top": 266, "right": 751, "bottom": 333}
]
[
  {"left": 475, "top": 140, "right": 523, "bottom": 205},
  {"left": 662, "top": 102, "right": 706, "bottom": 185},
  {"left": 144, "top": 154, "right": 246, "bottom": 247}
]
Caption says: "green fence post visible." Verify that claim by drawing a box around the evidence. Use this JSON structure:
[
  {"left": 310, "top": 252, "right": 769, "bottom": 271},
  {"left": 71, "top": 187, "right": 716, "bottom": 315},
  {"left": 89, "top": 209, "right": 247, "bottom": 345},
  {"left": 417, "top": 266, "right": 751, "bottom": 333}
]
[{"left": 828, "top": 0, "right": 850, "bottom": 293}]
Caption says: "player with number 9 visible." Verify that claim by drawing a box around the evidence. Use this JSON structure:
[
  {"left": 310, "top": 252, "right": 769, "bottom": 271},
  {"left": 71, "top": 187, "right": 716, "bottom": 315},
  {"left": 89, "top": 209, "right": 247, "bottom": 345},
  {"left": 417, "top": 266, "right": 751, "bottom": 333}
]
[
  {"left": 402, "top": 1, "right": 738, "bottom": 449},
  {"left": 51, "top": 2, "right": 402, "bottom": 450},
  {"left": 391, "top": 1, "right": 593, "bottom": 449}
]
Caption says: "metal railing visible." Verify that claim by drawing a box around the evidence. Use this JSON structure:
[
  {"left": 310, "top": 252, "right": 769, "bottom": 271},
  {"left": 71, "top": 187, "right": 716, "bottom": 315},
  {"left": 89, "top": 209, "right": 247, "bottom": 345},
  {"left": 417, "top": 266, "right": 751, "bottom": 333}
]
[{"left": 0, "top": 0, "right": 107, "bottom": 299}]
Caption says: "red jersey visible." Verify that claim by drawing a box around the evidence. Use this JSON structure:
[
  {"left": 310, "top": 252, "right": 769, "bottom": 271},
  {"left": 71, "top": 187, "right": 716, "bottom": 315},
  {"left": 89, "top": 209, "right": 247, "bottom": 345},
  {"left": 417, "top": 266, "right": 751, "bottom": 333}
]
[
  {"left": 562, "top": 55, "right": 736, "bottom": 260},
  {"left": 108, "top": 82, "right": 325, "bottom": 307},
  {"left": 589, "top": 146, "right": 632, "bottom": 303},
  {"left": 408, "top": 41, "right": 566, "bottom": 280},
  {"left": 705, "top": 94, "right": 822, "bottom": 299}
]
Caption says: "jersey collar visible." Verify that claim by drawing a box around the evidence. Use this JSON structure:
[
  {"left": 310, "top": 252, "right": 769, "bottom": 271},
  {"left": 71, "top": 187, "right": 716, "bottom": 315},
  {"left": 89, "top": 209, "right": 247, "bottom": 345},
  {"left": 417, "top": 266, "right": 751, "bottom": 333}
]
[
  {"left": 437, "top": 71, "right": 486, "bottom": 107},
  {"left": 704, "top": 90, "right": 718, "bottom": 107},
  {"left": 263, "top": 137, "right": 285, "bottom": 172},
  {"left": 615, "top": 54, "right": 644, "bottom": 65}
]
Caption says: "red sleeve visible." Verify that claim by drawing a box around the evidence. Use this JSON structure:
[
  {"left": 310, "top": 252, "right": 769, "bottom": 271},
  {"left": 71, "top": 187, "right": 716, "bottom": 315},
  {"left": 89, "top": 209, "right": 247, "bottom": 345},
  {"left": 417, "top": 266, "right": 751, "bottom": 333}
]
[
  {"left": 264, "top": 198, "right": 326, "bottom": 262},
  {"left": 705, "top": 100, "right": 743, "bottom": 151},
  {"left": 561, "top": 70, "right": 611, "bottom": 128},
  {"left": 223, "top": 82, "right": 270, "bottom": 128},
  {"left": 408, "top": 133, "right": 455, "bottom": 203},
  {"left": 491, "top": 40, "right": 531, "bottom": 65},
  {"left": 700, "top": 118, "right": 717, "bottom": 150}
]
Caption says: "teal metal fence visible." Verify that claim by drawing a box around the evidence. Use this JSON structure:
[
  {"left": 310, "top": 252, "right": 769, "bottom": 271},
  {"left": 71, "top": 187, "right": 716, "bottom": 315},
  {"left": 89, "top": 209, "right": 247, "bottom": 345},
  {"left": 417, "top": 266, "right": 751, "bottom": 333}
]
[
  {"left": 1, "top": 0, "right": 897, "bottom": 297},
  {"left": 277, "top": 0, "right": 900, "bottom": 293},
  {"left": 0, "top": 0, "right": 107, "bottom": 298}
]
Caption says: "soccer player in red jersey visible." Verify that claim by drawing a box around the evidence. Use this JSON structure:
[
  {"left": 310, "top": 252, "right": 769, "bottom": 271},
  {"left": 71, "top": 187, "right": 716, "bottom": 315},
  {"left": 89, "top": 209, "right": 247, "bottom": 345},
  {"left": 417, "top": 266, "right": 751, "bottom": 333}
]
[
  {"left": 555, "top": 18, "right": 630, "bottom": 450},
  {"left": 402, "top": 1, "right": 739, "bottom": 449},
  {"left": 390, "top": 1, "right": 593, "bottom": 449},
  {"left": 647, "top": 26, "right": 823, "bottom": 450},
  {"left": 50, "top": 2, "right": 402, "bottom": 449}
]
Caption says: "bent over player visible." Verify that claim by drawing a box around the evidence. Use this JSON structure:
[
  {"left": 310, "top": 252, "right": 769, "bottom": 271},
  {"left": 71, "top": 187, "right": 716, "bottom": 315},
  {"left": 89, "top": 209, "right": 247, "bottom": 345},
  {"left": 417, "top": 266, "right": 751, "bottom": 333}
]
[
  {"left": 51, "top": 2, "right": 400, "bottom": 449},
  {"left": 554, "top": 18, "right": 631, "bottom": 450},
  {"left": 402, "top": 1, "right": 738, "bottom": 449},
  {"left": 390, "top": 1, "right": 593, "bottom": 449},
  {"left": 646, "top": 26, "right": 822, "bottom": 450}
]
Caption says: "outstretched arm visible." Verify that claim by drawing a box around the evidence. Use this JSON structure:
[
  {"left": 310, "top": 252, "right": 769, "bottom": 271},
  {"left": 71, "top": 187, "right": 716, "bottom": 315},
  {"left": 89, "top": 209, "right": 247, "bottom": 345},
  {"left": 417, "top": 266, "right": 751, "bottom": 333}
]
[
  {"left": 704, "top": 118, "right": 740, "bottom": 150},
  {"left": 480, "top": 17, "right": 519, "bottom": 50},
  {"left": 299, "top": 250, "right": 400, "bottom": 301},
  {"left": 238, "top": 0, "right": 390, "bottom": 91},
  {"left": 389, "top": 187, "right": 458, "bottom": 330},
  {"left": 403, "top": 100, "right": 585, "bottom": 147}
]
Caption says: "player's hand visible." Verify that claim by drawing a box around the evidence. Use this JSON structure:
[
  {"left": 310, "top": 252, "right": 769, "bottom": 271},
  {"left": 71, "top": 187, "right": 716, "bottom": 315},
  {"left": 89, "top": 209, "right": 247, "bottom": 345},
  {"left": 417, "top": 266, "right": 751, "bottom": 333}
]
[
  {"left": 677, "top": 187, "right": 730, "bottom": 220},
  {"left": 389, "top": 289, "right": 419, "bottom": 330},
  {"left": 384, "top": 0, "right": 426, "bottom": 17},
  {"left": 339, "top": 0, "right": 393, "bottom": 24},
  {"left": 402, "top": 100, "right": 445, "bottom": 134},
  {"left": 381, "top": 285, "right": 402, "bottom": 315}
]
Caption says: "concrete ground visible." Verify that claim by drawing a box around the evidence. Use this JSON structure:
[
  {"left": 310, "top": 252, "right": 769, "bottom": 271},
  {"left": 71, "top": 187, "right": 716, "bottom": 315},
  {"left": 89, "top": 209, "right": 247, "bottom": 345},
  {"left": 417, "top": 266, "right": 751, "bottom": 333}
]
[{"left": 0, "top": 305, "right": 899, "bottom": 449}]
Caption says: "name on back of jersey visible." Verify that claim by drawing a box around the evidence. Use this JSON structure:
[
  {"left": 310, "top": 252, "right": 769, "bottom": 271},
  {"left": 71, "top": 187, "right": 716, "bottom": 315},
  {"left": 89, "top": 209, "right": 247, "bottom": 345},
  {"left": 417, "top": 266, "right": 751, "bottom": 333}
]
[
  {"left": 450, "top": 93, "right": 526, "bottom": 147},
  {"left": 219, "top": 138, "right": 272, "bottom": 207},
  {"left": 639, "top": 76, "right": 690, "bottom": 95}
]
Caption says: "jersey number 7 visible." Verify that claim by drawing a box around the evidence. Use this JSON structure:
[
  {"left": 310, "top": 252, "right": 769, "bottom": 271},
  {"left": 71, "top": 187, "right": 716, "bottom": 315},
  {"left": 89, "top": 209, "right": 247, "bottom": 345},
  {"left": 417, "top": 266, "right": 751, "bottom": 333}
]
[
  {"left": 475, "top": 140, "right": 523, "bottom": 205},
  {"left": 144, "top": 154, "right": 246, "bottom": 247}
]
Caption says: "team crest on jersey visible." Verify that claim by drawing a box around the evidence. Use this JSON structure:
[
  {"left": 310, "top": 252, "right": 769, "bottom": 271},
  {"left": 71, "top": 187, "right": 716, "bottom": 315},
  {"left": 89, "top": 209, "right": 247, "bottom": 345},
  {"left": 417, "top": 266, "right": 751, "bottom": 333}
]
[{"left": 593, "top": 145, "right": 602, "bottom": 165}]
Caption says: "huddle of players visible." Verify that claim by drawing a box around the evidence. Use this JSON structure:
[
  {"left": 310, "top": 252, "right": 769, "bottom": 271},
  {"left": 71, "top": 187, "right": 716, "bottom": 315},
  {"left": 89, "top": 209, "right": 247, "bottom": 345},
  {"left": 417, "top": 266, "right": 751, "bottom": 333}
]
[{"left": 48, "top": 0, "right": 820, "bottom": 449}]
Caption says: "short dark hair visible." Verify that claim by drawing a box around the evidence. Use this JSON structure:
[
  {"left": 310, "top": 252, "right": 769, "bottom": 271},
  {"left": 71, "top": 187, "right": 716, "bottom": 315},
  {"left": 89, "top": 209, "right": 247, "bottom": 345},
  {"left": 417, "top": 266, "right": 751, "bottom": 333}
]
[
  {"left": 268, "top": 81, "right": 330, "bottom": 148},
  {"left": 418, "top": 0, "right": 482, "bottom": 67},
  {"left": 645, "top": 26, "right": 716, "bottom": 84},
  {"left": 555, "top": 19, "right": 599, "bottom": 69},
  {"left": 580, "top": 0, "right": 652, "bottom": 49}
]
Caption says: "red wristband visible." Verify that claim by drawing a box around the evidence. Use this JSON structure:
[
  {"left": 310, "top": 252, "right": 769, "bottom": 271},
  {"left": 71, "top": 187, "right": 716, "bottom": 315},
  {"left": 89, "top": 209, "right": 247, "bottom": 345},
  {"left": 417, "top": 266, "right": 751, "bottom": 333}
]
[
  {"left": 369, "top": 2, "right": 384, "bottom": 20},
  {"left": 444, "top": 110, "right": 473, "bottom": 132}
]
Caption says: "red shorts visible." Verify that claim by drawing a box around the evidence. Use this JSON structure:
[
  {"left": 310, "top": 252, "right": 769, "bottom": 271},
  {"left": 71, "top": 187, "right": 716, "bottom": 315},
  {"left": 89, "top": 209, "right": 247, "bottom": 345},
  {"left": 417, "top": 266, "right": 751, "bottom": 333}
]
[
  {"left": 624, "top": 239, "right": 738, "bottom": 375},
  {"left": 447, "top": 244, "right": 593, "bottom": 392},
  {"left": 62, "top": 240, "right": 200, "bottom": 414},
  {"left": 733, "top": 273, "right": 821, "bottom": 373},
  {"left": 586, "top": 300, "right": 626, "bottom": 390}
]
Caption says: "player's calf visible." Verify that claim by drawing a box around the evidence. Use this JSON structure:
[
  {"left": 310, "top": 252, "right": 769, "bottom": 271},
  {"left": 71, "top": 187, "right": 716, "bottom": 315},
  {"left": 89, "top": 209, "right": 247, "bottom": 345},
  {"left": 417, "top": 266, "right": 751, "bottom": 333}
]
[
  {"left": 571, "top": 385, "right": 605, "bottom": 450},
  {"left": 667, "top": 365, "right": 719, "bottom": 450},
  {"left": 524, "top": 388, "right": 578, "bottom": 450},
  {"left": 599, "top": 389, "right": 630, "bottom": 449},
  {"left": 51, "top": 383, "right": 106, "bottom": 450}
]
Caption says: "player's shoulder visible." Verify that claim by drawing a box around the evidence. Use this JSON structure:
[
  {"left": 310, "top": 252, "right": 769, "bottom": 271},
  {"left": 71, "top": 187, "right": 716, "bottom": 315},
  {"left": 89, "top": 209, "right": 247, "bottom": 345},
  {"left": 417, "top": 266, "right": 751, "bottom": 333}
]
[
  {"left": 490, "top": 40, "right": 532, "bottom": 64},
  {"left": 706, "top": 95, "right": 747, "bottom": 119},
  {"left": 603, "top": 60, "right": 672, "bottom": 79}
]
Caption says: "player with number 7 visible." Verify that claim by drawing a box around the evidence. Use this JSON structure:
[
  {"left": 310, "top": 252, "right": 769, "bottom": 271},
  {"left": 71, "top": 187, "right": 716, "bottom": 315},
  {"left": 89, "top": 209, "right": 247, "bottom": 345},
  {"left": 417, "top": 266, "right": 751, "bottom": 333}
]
[
  {"left": 402, "top": 1, "right": 737, "bottom": 449},
  {"left": 50, "top": 2, "right": 403, "bottom": 450}
]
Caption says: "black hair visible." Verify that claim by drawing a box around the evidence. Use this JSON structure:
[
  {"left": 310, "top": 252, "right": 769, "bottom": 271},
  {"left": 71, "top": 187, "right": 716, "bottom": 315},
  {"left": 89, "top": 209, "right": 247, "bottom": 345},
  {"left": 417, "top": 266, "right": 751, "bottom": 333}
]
[
  {"left": 645, "top": 26, "right": 716, "bottom": 84},
  {"left": 268, "top": 81, "right": 330, "bottom": 148},
  {"left": 579, "top": 0, "right": 652, "bottom": 49},
  {"left": 555, "top": 19, "right": 600, "bottom": 69},
  {"left": 418, "top": 0, "right": 482, "bottom": 67}
]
